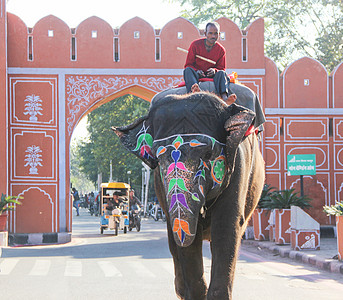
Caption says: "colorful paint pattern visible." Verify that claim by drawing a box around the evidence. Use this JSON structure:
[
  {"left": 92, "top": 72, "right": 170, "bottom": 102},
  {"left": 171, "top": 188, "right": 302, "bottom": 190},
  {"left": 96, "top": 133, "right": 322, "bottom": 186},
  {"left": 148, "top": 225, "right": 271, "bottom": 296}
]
[
  {"left": 154, "top": 133, "right": 226, "bottom": 245},
  {"left": 133, "top": 121, "right": 154, "bottom": 160}
]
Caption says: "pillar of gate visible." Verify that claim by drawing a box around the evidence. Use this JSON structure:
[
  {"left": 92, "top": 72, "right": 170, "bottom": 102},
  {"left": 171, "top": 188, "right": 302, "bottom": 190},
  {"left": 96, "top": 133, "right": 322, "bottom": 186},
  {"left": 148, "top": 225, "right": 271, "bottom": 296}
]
[{"left": 0, "top": 0, "right": 7, "bottom": 194}]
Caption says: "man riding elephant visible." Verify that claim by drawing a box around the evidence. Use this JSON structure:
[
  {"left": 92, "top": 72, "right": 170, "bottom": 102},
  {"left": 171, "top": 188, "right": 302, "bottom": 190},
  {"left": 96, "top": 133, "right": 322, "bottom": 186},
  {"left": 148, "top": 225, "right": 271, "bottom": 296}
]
[
  {"left": 113, "top": 91, "right": 265, "bottom": 299},
  {"left": 183, "top": 21, "right": 237, "bottom": 105}
]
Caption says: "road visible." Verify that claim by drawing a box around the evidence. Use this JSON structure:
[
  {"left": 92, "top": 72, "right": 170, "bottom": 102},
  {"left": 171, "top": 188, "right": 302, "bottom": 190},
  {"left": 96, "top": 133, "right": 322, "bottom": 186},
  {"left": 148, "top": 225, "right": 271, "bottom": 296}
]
[{"left": 1, "top": 208, "right": 343, "bottom": 299}]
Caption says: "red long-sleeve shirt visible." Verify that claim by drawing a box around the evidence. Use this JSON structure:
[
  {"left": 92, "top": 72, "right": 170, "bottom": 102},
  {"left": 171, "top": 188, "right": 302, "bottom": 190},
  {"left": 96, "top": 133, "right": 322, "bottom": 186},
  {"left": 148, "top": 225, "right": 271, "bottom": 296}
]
[{"left": 184, "top": 38, "right": 226, "bottom": 73}]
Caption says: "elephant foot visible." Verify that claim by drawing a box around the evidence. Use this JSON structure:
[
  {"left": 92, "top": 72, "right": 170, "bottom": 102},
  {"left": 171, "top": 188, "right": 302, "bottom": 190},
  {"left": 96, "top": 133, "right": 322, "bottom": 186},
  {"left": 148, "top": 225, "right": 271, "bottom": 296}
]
[
  {"left": 207, "top": 284, "right": 231, "bottom": 300},
  {"left": 175, "top": 276, "right": 207, "bottom": 300},
  {"left": 191, "top": 83, "right": 201, "bottom": 93},
  {"left": 207, "top": 290, "right": 230, "bottom": 300}
]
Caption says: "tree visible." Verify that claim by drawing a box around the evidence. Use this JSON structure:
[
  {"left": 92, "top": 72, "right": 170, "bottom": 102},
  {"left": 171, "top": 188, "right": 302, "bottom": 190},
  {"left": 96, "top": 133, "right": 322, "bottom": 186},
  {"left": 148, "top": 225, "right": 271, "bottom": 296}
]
[
  {"left": 173, "top": 0, "right": 343, "bottom": 72},
  {"left": 70, "top": 140, "right": 96, "bottom": 194},
  {"left": 74, "top": 95, "right": 150, "bottom": 192}
]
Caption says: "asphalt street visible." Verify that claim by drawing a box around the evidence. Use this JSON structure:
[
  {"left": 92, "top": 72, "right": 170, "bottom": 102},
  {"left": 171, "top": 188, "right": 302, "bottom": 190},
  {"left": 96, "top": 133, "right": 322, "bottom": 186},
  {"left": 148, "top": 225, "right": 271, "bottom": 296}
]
[{"left": 1, "top": 208, "right": 343, "bottom": 299}]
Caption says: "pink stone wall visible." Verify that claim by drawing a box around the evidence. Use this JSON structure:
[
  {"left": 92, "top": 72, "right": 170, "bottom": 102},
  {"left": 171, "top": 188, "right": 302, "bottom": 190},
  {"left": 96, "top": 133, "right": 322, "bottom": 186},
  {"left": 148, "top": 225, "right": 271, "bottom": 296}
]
[{"left": 2, "top": 5, "right": 343, "bottom": 235}]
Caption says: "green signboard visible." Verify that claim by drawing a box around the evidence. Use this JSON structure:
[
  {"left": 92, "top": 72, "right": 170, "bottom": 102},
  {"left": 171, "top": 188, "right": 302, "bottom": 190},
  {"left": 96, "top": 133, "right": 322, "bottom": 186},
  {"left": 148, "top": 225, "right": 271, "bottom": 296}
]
[{"left": 287, "top": 154, "right": 316, "bottom": 176}]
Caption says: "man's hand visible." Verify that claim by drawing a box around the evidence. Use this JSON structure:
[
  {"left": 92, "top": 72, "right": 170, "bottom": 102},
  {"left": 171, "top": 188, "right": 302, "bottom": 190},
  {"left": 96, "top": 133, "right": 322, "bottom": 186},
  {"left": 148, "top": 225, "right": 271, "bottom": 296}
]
[
  {"left": 206, "top": 68, "right": 216, "bottom": 78},
  {"left": 197, "top": 70, "right": 205, "bottom": 78}
]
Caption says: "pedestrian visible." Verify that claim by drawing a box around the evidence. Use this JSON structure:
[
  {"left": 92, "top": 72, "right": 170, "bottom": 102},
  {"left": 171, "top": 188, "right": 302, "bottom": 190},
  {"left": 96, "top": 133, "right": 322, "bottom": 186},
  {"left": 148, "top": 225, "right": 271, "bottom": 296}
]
[
  {"left": 129, "top": 189, "right": 142, "bottom": 211},
  {"left": 71, "top": 187, "right": 80, "bottom": 216},
  {"left": 89, "top": 191, "right": 96, "bottom": 215},
  {"left": 183, "top": 21, "right": 237, "bottom": 105},
  {"left": 94, "top": 192, "right": 100, "bottom": 216}
]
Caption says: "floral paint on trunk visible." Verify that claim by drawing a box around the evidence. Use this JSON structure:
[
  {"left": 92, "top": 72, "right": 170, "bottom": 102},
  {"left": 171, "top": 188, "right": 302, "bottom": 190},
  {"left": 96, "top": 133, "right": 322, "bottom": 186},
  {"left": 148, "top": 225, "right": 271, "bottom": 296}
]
[{"left": 154, "top": 134, "right": 226, "bottom": 245}]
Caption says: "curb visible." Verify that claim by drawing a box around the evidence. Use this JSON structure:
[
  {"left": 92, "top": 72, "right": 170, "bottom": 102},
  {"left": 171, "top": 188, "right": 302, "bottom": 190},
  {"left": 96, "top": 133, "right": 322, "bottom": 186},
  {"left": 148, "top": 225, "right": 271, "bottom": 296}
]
[
  {"left": 243, "top": 240, "right": 343, "bottom": 275},
  {"left": 7, "top": 232, "right": 71, "bottom": 246}
]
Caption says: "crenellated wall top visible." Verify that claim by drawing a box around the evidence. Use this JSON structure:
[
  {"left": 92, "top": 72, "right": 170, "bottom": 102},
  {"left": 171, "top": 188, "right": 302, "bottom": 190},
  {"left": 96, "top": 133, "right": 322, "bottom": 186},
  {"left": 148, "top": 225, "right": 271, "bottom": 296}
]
[{"left": 7, "top": 13, "right": 265, "bottom": 69}]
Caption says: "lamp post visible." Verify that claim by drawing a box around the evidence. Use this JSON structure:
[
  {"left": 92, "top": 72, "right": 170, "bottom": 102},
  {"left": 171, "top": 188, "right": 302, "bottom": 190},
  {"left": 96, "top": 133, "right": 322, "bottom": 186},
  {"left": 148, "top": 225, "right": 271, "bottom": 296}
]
[{"left": 127, "top": 170, "right": 132, "bottom": 186}]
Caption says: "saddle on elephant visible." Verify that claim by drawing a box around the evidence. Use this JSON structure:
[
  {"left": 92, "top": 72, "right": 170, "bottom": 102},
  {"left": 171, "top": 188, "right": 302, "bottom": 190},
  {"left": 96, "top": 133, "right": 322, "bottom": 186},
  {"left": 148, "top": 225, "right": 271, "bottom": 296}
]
[{"left": 151, "top": 73, "right": 266, "bottom": 135}]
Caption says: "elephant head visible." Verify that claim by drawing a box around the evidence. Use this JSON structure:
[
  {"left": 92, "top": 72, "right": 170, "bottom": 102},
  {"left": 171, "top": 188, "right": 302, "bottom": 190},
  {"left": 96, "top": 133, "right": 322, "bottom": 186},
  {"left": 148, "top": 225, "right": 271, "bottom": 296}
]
[{"left": 113, "top": 92, "right": 255, "bottom": 247}]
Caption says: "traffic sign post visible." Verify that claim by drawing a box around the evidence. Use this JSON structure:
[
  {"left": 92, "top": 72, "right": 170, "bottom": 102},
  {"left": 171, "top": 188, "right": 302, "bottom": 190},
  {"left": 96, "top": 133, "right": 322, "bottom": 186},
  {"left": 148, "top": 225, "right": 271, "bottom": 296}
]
[{"left": 287, "top": 154, "right": 316, "bottom": 197}]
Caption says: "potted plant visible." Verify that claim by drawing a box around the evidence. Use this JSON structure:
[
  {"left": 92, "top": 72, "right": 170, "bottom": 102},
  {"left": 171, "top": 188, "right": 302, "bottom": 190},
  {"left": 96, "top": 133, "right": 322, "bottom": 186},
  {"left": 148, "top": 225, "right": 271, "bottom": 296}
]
[
  {"left": 268, "top": 189, "right": 312, "bottom": 245},
  {"left": 0, "top": 193, "right": 22, "bottom": 231},
  {"left": 252, "top": 184, "right": 276, "bottom": 241},
  {"left": 323, "top": 201, "right": 343, "bottom": 260}
]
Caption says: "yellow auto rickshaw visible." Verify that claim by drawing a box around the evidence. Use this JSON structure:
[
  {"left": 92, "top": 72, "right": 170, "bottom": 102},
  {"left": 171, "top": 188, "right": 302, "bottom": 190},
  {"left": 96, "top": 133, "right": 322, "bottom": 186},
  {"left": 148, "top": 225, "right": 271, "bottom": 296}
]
[{"left": 100, "top": 182, "right": 130, "bottom": 235}]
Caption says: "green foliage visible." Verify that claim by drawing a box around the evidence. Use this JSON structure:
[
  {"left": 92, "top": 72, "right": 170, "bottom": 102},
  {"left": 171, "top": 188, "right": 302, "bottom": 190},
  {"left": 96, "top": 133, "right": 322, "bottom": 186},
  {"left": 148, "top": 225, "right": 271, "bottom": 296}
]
[
  {"left": 70, "top": 140, "right": 96, "bottom": 193},
  {"left": 73, "top": 95, "right": 150, "bottom": 192},
  {"left": 263, "top": 188, "right": 312, "bottom": 209},
  {"left": 258, "top": 184, "right": 277, "bottom": 209},
  {"left": 0, "top": 193, "right": 22, "bottom": 215},
  {"left": 172, "top": 0, "right": 343, "bottom": 72},
  {"left": 323, "top": 201, "right": 343, "bottom": 216}
]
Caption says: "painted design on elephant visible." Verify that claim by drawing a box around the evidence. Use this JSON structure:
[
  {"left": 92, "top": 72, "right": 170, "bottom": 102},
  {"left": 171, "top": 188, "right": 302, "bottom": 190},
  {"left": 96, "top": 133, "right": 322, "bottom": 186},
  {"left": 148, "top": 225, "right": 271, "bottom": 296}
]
[
  {"left": 194, "top": 148, "right": 226, "bottom": 190},
  {"left": 173, "top": 218, "right": 192, "bottom": 244},
  {"left": 155, "top": 134, "right": 225, "bottom": 245},
  {"left": 133, "top": 121, "right": 154, "bottom": 160},
  {"left": 24, "top": 145, "right": 43, "bottom": 175},
  {"left": 161, "top": 136, "right": 203, "bottom": 212},
  {"left": 24, "top": 94, "right": 43, "bottom": 122},
  {"left": 210, "top": 150, "right": 226, "bottom": 185}
]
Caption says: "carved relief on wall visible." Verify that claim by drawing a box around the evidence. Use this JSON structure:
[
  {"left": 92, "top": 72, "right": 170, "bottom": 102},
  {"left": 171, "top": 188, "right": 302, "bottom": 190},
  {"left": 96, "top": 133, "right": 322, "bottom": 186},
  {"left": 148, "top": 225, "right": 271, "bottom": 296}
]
[
  {"left": 10, "top": 129, "right": 56, "bottom": 181},
  {"left": 334, "top": 118, "right": 343, "bottom": 142},
  {"left": 265, "top": 117, "right": 280, "bottom": 142},
  {"left": 65, "top": 75, "right": 183, "bottom": 136},
  {"left": 334, "top": 145, "right": 343, "bottom": 171},
  {"left": 265, "top": 145, "right": 280, "bottom": 171},
  {"left": 284, "top": 117, "right": 329, "bottom": 142},
  {"left": 9, "top": 76, "right": 57, "bottom": 127},
  {"left": 9, "top": 184, "right": 57, "bottom": 233},
  {"left": 335, "top": 173, "right": 343, "bottom": 203}
]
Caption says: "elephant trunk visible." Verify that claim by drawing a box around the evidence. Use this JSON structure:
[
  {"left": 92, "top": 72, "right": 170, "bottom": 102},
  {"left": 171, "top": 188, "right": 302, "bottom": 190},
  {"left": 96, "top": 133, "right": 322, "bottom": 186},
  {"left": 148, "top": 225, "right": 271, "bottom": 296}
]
[{"left": 165, "top": 178, "right": 204, "bottom": 247}]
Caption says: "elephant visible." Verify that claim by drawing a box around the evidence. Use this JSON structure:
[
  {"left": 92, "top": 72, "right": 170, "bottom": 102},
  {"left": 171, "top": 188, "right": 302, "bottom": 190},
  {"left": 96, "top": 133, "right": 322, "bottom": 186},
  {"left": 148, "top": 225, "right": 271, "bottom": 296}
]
[
  {"left": 151, "top": 81, "right": 266, "bottom": 133},
  {"left": 112, "top": 91, "right": 265, "bottom": 300}
]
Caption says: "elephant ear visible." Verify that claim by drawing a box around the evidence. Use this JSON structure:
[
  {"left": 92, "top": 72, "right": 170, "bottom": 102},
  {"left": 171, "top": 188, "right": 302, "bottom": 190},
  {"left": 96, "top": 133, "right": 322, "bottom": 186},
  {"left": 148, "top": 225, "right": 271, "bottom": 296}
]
[
  {"left": 111, "top": 115, "right": 158, "bottom": 169},
  {"left": 224, "top": 104, "right": 256, "bottom": 172}
]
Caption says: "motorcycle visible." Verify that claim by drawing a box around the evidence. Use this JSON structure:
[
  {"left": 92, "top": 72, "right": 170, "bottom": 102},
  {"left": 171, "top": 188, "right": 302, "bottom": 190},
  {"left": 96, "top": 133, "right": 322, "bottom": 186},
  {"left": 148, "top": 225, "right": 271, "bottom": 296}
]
[
  {"left": 129, "top": 205, "right": 141, "bottom": 232},
  {"left": 89, "top": 201, "right": 99, "bottom": 216},
  {"left": 151, "top": 204, "right": 166, "bottom": 222}
]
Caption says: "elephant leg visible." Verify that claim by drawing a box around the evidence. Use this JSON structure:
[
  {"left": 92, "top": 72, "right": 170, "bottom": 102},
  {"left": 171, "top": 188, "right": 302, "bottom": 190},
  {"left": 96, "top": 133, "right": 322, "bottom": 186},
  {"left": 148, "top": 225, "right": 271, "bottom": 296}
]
[
  {"left": 176, "top": 223, "right": 207, "bottom": 300},
  {"left": 207, "top": 197, "right": 244, "bottom": 300},
  {"left": 166, "top": 220, "right": 186, "bottom": 299}
]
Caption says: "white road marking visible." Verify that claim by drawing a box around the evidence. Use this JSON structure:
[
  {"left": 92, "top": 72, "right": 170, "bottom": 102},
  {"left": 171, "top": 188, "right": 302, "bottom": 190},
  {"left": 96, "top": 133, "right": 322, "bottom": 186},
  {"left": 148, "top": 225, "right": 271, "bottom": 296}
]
[
  {"left": 64, "top": 260, "right": 82, "bottom": 277},
  {"left": 0, "top": 258, "right": 19, "bottom": 275},
  {"left": 129, "top": 261, "right": 156, "bottom": 278},
  {"left": 29, "top": 259, "right": 51, "bottom": 276},
  {"left": 97, "top": 261, "right": 123, "bottom": 277}
]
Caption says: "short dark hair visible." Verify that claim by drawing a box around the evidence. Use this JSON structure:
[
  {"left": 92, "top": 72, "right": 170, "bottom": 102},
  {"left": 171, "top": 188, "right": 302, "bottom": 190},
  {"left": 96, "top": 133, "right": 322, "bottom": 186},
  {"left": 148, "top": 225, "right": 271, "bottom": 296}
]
[{"left": 205, "top": 22, "right": 220, "bottom": 32}]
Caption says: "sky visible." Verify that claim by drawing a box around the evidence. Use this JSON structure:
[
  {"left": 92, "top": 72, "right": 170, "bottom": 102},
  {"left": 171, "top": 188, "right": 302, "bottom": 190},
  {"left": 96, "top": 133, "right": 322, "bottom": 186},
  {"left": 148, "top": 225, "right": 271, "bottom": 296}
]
[{"left": 6, "top": 0, "right": 184, "bottom": 29}]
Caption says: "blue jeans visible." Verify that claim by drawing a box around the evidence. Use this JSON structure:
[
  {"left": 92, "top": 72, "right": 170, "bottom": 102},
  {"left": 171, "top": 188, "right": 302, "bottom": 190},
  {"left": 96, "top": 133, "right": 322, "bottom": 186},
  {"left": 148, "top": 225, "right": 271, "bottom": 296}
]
[
  {"left": 183, "top": 67, "right": 228, "bottom": 95},
  {"left": 73, "top": 200, "right": 80, "bottom": 215}
]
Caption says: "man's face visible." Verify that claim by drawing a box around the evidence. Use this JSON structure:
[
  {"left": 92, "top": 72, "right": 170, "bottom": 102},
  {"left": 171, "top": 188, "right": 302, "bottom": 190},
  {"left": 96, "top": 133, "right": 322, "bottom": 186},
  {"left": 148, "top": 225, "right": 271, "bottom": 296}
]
[
  {"left": 130, "top": 191, "right": 134, "bottom": 197},
  {"left": 205, "top": 25, "right": 219, "bottom": 46}
]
